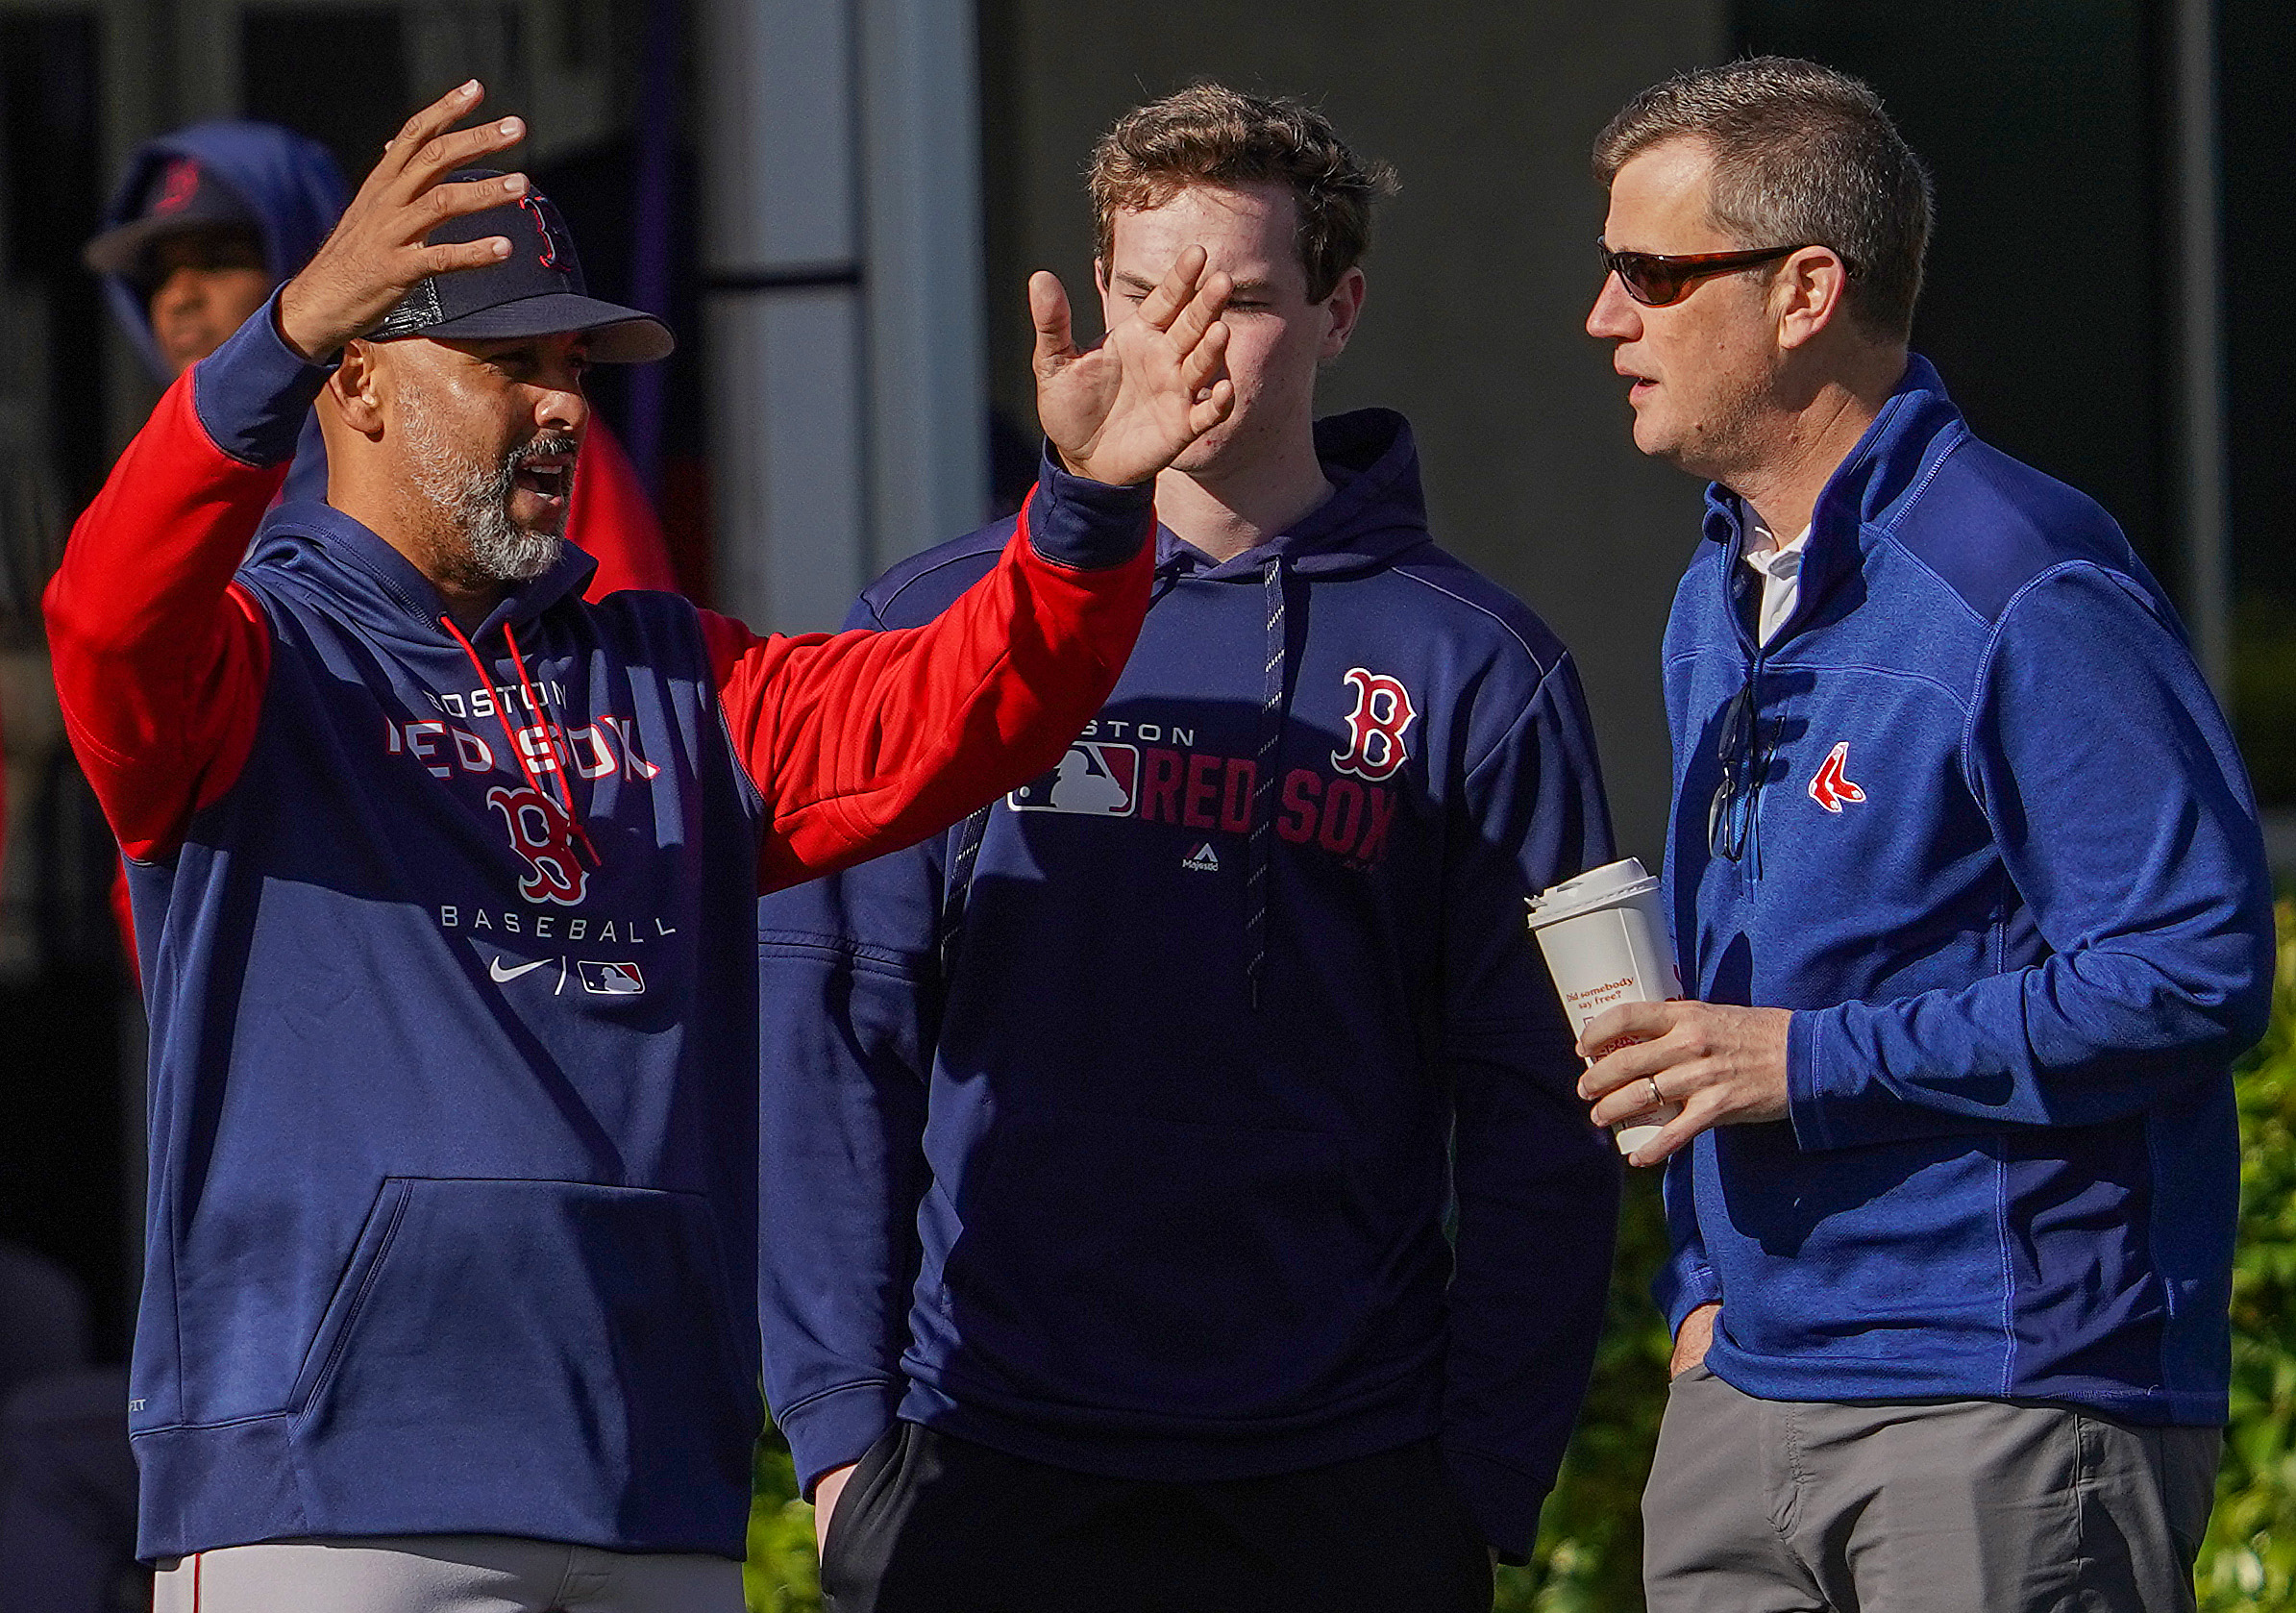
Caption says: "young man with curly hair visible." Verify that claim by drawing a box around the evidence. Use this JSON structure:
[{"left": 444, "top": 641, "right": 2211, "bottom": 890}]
[{"left": 759, "top": 83, "right": 1621, "bottom": 1613}]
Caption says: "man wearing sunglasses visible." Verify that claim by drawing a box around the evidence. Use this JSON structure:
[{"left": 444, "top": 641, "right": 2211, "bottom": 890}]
[{"left": 1578, "top": 57, "right": 2272, "bottom": 1613}]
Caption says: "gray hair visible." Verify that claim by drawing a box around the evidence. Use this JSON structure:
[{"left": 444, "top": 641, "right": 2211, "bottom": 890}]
[{"left": 1592, "top": 57, "right": 1934, "bottom": 342}]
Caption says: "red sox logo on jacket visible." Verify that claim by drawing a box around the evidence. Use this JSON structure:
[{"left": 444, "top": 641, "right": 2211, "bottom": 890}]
[
  {"left": 1808, "top": 741, "right": 1866, "bottom": 813},
  {"left": 486, "top": 783, "right": 590, "bottom": 905},
  {"left": 1331, "top": 668, "right": 1419, "bottom": 782}
]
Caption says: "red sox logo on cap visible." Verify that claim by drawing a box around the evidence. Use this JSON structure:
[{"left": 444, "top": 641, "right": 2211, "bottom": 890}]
[
  {"left": 154, "top": 157, "right": 202, "bottom": 215},
  {"left": 517, "top": 194, "right": 564, "bottom": 270}
]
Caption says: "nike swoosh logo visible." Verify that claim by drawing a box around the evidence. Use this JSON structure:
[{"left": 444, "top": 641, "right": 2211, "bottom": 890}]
[{"left": 489, "top": 956, "right": 552, "bottom": 983}]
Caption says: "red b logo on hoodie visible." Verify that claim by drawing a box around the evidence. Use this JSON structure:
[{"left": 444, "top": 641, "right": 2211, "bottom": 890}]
[
  {"left": 486, "top": 784, "right": 590, "bottom": 906},
  {"left": 1331, "top": 668, "right": 1419, "bottom": 783}
]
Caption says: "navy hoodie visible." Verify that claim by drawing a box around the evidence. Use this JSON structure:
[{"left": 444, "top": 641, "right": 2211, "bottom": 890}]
[
  {"left": 97, "top": 120, "right": 346, "bottom": 504},
  {"left": 757, "top": 409, "right": 1623, "bottom": 1562},
  {"left": 44, "top": 304, "right": 1160, "bottom": 1560},
  {"left": 1657, "top": 356, "right": 2274, "bottom": 1420}
]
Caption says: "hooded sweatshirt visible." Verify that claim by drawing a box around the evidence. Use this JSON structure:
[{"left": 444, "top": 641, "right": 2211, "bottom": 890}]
[
  {"left": 1655, "top": 356, "right": 2273, "bottom": 1421},
  {"left": 42, "top": 299, "right": 1158, "bottom": 1560},
  {"left": 95, "top": 121, "right": 674, "bottom": 594},
  {"left": 757, "top": 409, "right": 1622, "bottom": 1563}
]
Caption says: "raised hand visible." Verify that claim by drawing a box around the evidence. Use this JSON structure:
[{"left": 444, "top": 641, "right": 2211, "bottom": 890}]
[
  {"left": 276, "top": 81, "right": 531, "bottom": 361},
  {"left": 1032, "top": 245, "right": 1234, "bottom": 486}
]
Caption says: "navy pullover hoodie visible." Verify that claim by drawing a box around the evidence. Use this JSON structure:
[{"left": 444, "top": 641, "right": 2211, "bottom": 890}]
[
  {"left": 758, "top": 409, "right": 1623, "bottom": 1562},
  {"left": 44, "top": 303, "right": 1162, "bottom": 1561},
  {"left": 1658, "top": 356, "right": 2273, "bottom": 1422}
]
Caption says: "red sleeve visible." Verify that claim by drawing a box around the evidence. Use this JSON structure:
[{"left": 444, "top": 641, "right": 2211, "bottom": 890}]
[
  {"left": 568, "top": 418, "right": 680, "bottom": 599},
  {"left": 42, "top": 368, "right": 279, "bottom": 861},
  {"left": 703, "top": 486, "right": 1152, "bottom": 891},
  {"left": 111, "top": 862, "right": 141, "bottom": 987}
]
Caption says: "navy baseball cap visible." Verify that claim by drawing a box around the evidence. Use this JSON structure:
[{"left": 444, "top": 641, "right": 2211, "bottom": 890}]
[
  {"left": 83, "top": 155, "right": 262, "bottom": 279},
  {"left": 366, "top": 171, "right": 673, "bottom": 363}
]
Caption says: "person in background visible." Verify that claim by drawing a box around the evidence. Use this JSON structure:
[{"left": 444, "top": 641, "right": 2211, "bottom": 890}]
[
  {"left": 1577, "top": 57, "right": 2273, "bottom": 1612},
  {"left": 757, "top": 84, "right": 1620, "bottom": 1613},
  {"left": 86, "top": 117, "right": 676, "bottom": 590}
]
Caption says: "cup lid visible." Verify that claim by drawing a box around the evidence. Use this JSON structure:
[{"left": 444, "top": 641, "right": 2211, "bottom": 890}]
[{"left": 1525, "top": 856, "right": 1659, "bottom": 928}]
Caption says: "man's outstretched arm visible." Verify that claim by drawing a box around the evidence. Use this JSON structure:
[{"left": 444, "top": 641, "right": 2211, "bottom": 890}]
[{"left": 710, "top": 247, "right": 1234, "bottom": 886}]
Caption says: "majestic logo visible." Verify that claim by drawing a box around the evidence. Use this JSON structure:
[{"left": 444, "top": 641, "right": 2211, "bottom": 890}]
[
  {"left": 1808, "top": 742, "right": 1866, "bottom": 813},
  {"left": 1181, "top": 842, "right": 1221, "bottom": 873},
  {"left": 577, "top": 961, "right": 645, "bottom": 995},
  {"left": 518, "top": 193, "right": 565, "bottom": 269},
  {"left": 1331, "top": 668, "right": 1419, "bottom": 783},
  {"left": 485, "top": 784, "right": 590, "bottom": 906},
  {"left": 1008, "top": 742, "right": 1140, "bottom": 816}
]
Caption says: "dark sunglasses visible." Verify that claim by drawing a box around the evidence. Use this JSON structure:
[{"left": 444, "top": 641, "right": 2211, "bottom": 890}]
[
  {"left": 1707, "top": 678, "right": 1768, "bottom": 862},
  {"left": 1599, "top": 240, "right": 1809, "bottom": 308}
]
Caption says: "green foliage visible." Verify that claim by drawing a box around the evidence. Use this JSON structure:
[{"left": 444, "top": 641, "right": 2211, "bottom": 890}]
[
  {"left": 2199, "top": 901, "right": 2296, "bottom": 1611},
  {"left": 744, "top": 1422, "right": 821, "bottom": 1613},
  {"left": 745, "top": 914, "right": 2296, "bottom": 1611}
]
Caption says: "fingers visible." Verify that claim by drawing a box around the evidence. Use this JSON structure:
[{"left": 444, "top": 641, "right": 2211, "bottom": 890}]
[
  {"left": 1184, "top": 378, "right": 1236, "bottom": 437},
  {"left": 418, "top": 236, "right": 515, "bottom": 275},
  {"left": 420, "top": 171, "right": 529, "bottom": 234},
  {"left": 1177, "top": 319, "right": 1229, "bottom": 395},
  {"left": 1029, "top": 270, "right": 1076, "bottom": 375},
  {"left": 395, "top": 114, "right": 527, "bottom": 201},
  {"left": 1577, "top": 1032, "right": 1677, "bottom": 1104},
  {"left": 1575, "top": 998, "right": 1675, "bottom": 1061},
  {"left": 1132, "top": 244, "right": 1208, "bottom": 332},
  {"left": 1624, "top": 1099, "right": 1714, "bottom": 1169},
  {"left": 1165, "top": 270, "right": 1232, "bottom": 354},
  {"left": 377, "top": 81, "right": 484, "bottom": 183}
]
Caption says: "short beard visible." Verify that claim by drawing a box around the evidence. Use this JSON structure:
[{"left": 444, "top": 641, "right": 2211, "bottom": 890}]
[{"left": 398, "top": 391, "right": 572, "bottom": 589}]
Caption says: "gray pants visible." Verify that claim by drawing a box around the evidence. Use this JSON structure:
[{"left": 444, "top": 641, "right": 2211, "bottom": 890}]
[
  {"left": 152, "top": 1535, "right": 745, "bottom": 1612},
  {"left": 1644, "top": 1365, "right": 2219, "bottom": 1613}
]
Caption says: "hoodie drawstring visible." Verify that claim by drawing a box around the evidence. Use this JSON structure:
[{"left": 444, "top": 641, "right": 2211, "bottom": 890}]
[
  {"left": 441, "top": 614, "right": 601, "bottom": 867},
  {"left": 1245, "top": 556, "right": 1291, "bottom": 1009}
]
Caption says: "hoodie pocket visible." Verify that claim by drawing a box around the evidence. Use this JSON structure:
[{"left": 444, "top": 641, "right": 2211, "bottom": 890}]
[
  {"left": 937, "top": 1111, "right": 1404, "bottom": 1416},
  {"left": 286, "top": 1177, "right": 757, "bottom": 1522}
]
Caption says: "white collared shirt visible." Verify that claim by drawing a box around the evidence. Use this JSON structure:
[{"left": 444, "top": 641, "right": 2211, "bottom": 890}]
[{"left": 1742, "top": 520, "right": 1812, "bottom": 647}]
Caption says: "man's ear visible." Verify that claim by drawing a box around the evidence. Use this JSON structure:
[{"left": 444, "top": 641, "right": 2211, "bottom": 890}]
[
  {"left": 1775, "top": 247, "right": 1850, "bottom": 352},
  {"left": 1093, "top": 258, "right": 1109, "bottom": 299},
  {"left": 328, "top": 339, "right": 387, "bottom": 436},
  {"left": 1321, "top": 264, "right": 1369, "bottom": 361}
]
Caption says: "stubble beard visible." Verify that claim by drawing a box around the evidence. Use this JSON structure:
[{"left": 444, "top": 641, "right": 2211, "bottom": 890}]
[
  {"left": 1647, "top": 363, "right": 1777, "bottom": 490},
  {"left": 397, "top": 389, "right": 572, "bottom": 590}
]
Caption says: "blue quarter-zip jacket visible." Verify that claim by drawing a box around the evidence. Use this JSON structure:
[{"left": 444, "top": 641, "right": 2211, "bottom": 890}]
[
  {"left": 1658, "top": 356, "right": 2273, "bottom": 1422},
  {"left": 757, "top": 409, "right": 1623, "bottom": 1562}
]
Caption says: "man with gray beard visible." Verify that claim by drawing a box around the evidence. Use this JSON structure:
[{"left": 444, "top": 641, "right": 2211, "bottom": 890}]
[
  {"left": 43, "top": 82, "right": 1235, "bottom": 1610},
  {"left": 393, "top": 382, "right": 576, "bottom": 585}
]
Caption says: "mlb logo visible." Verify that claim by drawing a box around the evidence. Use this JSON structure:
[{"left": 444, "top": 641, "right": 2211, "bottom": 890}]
[
  {"left": 1007, "top": 742, "right": 1139, "bottom": 816},
  {"left": 577, "top": 961, "right": 645, "bottom": 996}
]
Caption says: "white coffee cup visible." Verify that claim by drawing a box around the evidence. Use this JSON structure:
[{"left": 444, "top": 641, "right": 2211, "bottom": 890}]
[{"left": 1527, "top": 857, "right": 1684, "bottom": 1158}]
